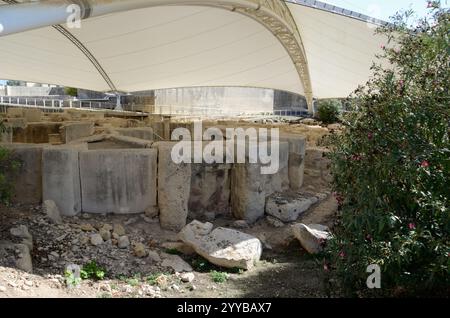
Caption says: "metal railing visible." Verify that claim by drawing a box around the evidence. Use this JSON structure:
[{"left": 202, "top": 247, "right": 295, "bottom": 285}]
[{"left": 0, "top": 96, "right": 117, "bottom": 112}]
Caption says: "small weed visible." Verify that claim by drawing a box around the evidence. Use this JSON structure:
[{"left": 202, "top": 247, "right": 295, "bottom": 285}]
[
  {"left": 80, "top": 261, "right": 106, "bottom": 280},
  {"left": 210, "top": 271, "right": 228, "bottom": 283},
  {"left": 126, "top": 273, "right": 141, "bottom": 286},
  {"left": 64, "top": 270, "right": 81, "bottom": 287},
  {"left": 165, "top": 248, "right": 181, "bottom": 255},
  {"left": 191, "top": 256, "right": 215, "bottom": 272}
]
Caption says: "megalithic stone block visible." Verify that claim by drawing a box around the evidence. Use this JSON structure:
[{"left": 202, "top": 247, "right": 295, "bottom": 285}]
[{"left": 42, "top": 145, "right": 86, "bottom": 216}]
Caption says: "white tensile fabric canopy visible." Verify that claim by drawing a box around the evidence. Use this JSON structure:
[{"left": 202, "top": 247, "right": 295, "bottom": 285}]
[{"left": 0, "top": 0, "right": 387, "bottom": 102}]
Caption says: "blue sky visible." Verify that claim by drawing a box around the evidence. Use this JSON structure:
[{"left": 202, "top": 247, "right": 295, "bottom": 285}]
[{"left": 319, "top": 0, "right": 449, "bottom": 21}]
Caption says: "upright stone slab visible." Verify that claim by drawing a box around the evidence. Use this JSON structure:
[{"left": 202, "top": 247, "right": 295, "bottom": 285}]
[
  {"left": 281, "top": 133, "right": 306, "bottom": 191},
  {"left": 230, "top": 141, "right": 289, "bottom": 223},
  {"left": 61, "top": 122, "right": 94, "bottom": 143},
  {"left": 2, "top": 143, "right": 43, "bottom": 204},
  {"left": 153, "top": 142, "right": 191, "bottom": 231},
  {"left": 189, "top": 142, "right": 232, "bottom": 220},
  {"left": 80, "top": 149, "right": 157, "bottom": 214},
  {"left": 264, "top": 141, "right": 290, "bottom": 196},
  {"left": 304, "top": 147, "right": 332, "bottom": 182},
  {"left": 42, "top": 145, "right": 85, "bottom": 216},
  {"left": 189, "top": 163, "right": 231, "bottom": 220},
  {"left": 231, "top": 163, "right": 266, "bottom": 224}
]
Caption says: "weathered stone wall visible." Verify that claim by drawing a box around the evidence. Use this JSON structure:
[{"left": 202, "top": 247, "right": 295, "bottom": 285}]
[
  {"left": 13, "top": 123, "right": 61, "bottom": 144},
  {"left": 2, "top": 143, "right": 43, "bottom": 204},
  {"left": 79, "top": 149, "right": 157, "bottom": 214},
  {"left": 60, "top": 122, "right": 95, "bottom": 143},
  {"left": 112, "top": 128, "right": 154, "bottom": 141}
]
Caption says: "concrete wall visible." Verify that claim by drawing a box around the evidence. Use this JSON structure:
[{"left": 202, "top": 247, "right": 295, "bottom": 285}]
[
  {"left": 5, "top": 86, "right": 65, "bottom": 96},
  {"left": 154, "top": 87, "right": 274, "bottom": 115}
]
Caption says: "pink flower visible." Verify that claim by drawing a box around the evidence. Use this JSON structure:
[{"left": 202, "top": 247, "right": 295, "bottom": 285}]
[
  {"left": 381, "top": 44, "right": 385, "bottom": 49},
  {"left": 366, "top": 234, "right": 372, "bottom": 241},
  {"left": 421, "top": 160, "right": 430, "bottom": 168},
  {"left": 368, "top": 133, "right": 373, "bottom": 140},
  {"left": 427, "top": 1, "right": 433, "bottom": 8},
  {"left": 323, "top": 263, "right": 329, "bottom": 272},
  {"left": 339, "top": 251, "right": 346, "bottom": 259},
  {"left": 408, "top": 223, "right": 416, "bottom": 230}
]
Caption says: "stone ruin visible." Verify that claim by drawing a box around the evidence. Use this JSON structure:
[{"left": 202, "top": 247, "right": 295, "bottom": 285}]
[{"left": 0, "top": 107, "right": 336, "bottom": 272}]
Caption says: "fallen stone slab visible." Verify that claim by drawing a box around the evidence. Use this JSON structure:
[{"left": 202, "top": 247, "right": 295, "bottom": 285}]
[
  {"left": 292, "top": 223, "right": 331, "bottom": 254},
  {"left": 15, "top": 243, "right": 33, "bottom": 273},
  {"left": 265, "top": 193, "right": 316, "bottom": 222},
  {"left": 10, "top": 225, "right": 33, "bottom": 250},
  {"left": 178, "top": 221, "right": 262, "bottom": 270},
  {"left": 0, "top": 241, "right": 33, "bottom": 273},
  {"left": 113, "top": 128, "right": 154, "bottom": 141},
  {"left": 161, "top": 254, "right": 193, "bottom": 273},
  {"left": 43, "top": 200, "right": 62, "bottom": 224}
]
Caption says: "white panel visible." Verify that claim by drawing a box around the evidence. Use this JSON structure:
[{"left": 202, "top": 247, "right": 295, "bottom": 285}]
[
  {"left": 288, "top": 3, "right": 386, "bottom": 98},
  {"left": 67, "top": 6, "right": 303, "bottom": 95},
  {"left": 0, "top": 27, "right": 109, "bottom": 90}
]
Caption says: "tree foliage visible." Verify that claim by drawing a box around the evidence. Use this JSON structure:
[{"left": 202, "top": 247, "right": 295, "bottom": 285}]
[{"left": 325, "top": 3, "right": 449, "bottom": 296}]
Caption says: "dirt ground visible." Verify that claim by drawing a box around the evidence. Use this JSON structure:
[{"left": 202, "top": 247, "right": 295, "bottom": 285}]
[{"left": 0, "top": 194, "right": 337, "bottom": 298}]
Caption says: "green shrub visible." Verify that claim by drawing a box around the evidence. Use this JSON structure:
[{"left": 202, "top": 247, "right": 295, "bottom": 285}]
[
  {"left": 80, "top": 261, "right": 106, "bottom": 280},
  {"left": 316, "top": 99, "right": 341, "bottom": 124},
  {"left": 64, "top": 87, "right": 78, "bottom": 97},
  {"left": 210, "top": 271, "right": 228, "bottom": 283},
  {"left": 325, "top": 5, "right": 449, "bottom": 297}
]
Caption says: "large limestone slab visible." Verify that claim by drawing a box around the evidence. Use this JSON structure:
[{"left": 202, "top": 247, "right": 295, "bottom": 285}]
[
  {"left": 188, "top": 142, "right": 232, "bottom": 220},
  {"left": 2, "top": 143, "right": 43, "bottom": 204},
  {"left": 153, "top": 142, "right": 191, "bottom": 231},
  {"left": 80, "top": 149, "right": 157, "bottom": 214},
  {"left": 42, "top": 145, "right": 86, "bottom": 216},
  {"left": 179, "top": 221, "right": 262, "bottom": 270},
  {"left": 6, "top": 108, "right": 41, "bottom": 122},
  {"left": 230, "top": 142, "right": 289, "bottom": 223},
  {"left": 189, "top": 163, "right": 231, "bottom": 220},
  {"left": 304, "top": 147, "right": 332, "bottom": 182},
  {"left": 266, "top": 193, "right": 317, "bottom": 222},
  {"left": 23, "top": 109, "right": 42, "bottom": 122},
  {"left": 231, "top": 163, "right": 266, "bottom": 224},
  {"left": 13, "top": 122, "right": 61, "bottom": 144},
  {"left": 292, "top": 223, "right": 331, "bottom": 254},
  {"left": 60, "top": 122, "right": 94, "bottom": 143},
  {"left": 113, "top": 128, "right": 154, "bottom": 141},
  {"left": 263, "top": 141, "right": 290, "bottom": 196},
  {"left": 281, "top": 133, "right": 306, "bottom": 191}
]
